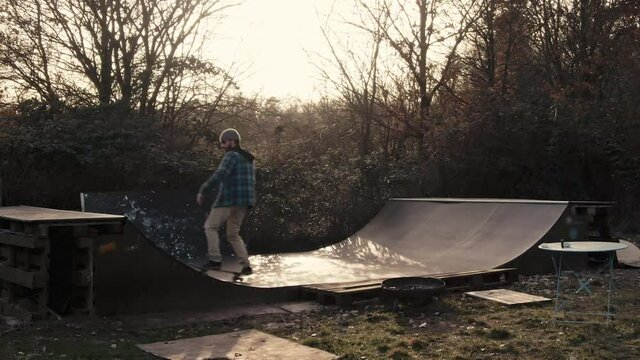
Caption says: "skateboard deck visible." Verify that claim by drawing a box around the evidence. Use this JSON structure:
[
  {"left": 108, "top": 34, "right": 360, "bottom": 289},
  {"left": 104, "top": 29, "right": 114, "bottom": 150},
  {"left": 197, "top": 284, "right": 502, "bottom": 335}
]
[{"left": 187, "top": 261, "right": 245, "bottom": 282}]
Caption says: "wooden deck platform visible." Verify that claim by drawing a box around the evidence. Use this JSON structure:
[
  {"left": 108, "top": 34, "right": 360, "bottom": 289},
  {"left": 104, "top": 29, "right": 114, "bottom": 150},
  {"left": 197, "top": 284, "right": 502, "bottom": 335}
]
[
  {"left": 300, "top": 268, "right": 519, "bottom": 305},
  {"left": 0, "top": 206, "right": 123, "bottom": 223}
]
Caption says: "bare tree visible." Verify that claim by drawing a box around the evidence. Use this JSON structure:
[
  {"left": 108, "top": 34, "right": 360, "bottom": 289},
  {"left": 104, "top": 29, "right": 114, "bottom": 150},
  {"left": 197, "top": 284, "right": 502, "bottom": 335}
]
[
  {"left": 316, "top": 1, "right": 387, "bottom": 157},
  {"left": 349, "top": 0, "right": 484, "bottom": 153},
  {"left": 0, "top": 0, "right": 237, "bottom": 117},
  {"left": 0, "top": 1, "right": 60, "bottom": 109}
]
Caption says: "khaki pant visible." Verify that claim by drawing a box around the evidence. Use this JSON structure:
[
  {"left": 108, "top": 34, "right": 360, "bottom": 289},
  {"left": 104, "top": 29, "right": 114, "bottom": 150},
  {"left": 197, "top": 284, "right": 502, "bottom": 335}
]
[{"left": 204, "top": 206, "right": 250, "bottom": 265}]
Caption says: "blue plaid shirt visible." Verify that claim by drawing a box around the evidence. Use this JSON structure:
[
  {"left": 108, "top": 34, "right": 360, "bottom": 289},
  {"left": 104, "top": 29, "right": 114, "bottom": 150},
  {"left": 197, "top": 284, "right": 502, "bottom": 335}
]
[{"left": 199, "top": 150, "right": 256, "bottom": 208}]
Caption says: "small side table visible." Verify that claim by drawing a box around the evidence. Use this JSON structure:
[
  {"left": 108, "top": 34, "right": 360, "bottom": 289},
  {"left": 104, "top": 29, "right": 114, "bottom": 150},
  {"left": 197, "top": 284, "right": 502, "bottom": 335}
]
[{"left": 538, "top": 241, "right": 627, "bottom": 325}]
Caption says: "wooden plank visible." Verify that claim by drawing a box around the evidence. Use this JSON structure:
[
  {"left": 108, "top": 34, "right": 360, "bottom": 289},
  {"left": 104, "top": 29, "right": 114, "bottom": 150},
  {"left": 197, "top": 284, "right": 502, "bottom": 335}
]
[
  {"left": 0, "top": 230, "right": 47, "bottom": 249},
  {"left": 304, "top": 268, "right": 518, "bottom": 292},
  {"left": 0, "top": 245, "right": 9, "bottom": 263},
  {"left": 6, "top": 246, "right": 15, "bottom": 302},
  {"left": 0, "top": 206, "right": 124, "bottom": 223},
  {"left": 301, "top": 268, "right": 519, "bottom": 304},
  {"left": 305, "top": 268, "right": 518, "bottom": 291},
  {"left": 0, "top": 264, "right": 44, "bottom": 289},
  {"left": 37, "top": 242, "right": 50, "bottom": 316},
  {"left": 22, "top": 223, "right": 35, "bottom": 235},
  {"left": 465, "top": 289, "right": 551, "bottom": 305},
  {"left": 9, "top": 222, "right": 22, "bottom": 233},
  {"left": 328, "top": 285, "right": 380, "bottom": 296},
  {"left": 15, "top": 248, "right": 29, "bottom": 269}
]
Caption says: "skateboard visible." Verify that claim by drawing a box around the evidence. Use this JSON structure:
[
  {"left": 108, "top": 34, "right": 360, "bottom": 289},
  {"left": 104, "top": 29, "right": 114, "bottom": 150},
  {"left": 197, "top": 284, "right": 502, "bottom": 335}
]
[{"left": 187, "top": 262, "right": 245, "bottom": 282}]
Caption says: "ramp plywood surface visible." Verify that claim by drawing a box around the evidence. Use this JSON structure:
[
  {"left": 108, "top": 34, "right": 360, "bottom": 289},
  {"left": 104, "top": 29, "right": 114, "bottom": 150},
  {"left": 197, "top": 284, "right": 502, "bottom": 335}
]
[
  {"left": 238, "top": 200, "right": 569, "bottom": 286},
  {"left": 137, "top": 329, "right": 337, "bottom": 360},
  {"left": 617, "top": 240, "right": 640, "bottom": 268},
  {"left": 83, "top": 196, "right": 571, "bottom": 288},
  {"left": 465, "top": 289, "right": 551, "bottom": 305}
]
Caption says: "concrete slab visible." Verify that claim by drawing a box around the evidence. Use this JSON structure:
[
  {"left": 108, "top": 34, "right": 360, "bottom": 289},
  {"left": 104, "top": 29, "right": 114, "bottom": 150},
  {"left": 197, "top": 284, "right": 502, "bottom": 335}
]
[
  {"left": 277, "top": 301, "right": 326, "bottom": 313},
  {"left": 137, "top": 329, "right": 337, "bottom": 359}
]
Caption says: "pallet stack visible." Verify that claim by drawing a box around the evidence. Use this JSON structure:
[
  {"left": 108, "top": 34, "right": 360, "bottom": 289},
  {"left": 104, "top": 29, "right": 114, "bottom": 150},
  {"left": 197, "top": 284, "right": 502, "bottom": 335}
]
[
  {"left": 0, "top": 221, "right": 49, "bottom": 320},
  {"left": 300, "top": 268, "right": 520, "bottom": 306},
  {"left": 0, "top": 206, "right": 124, "bottom": 321}
]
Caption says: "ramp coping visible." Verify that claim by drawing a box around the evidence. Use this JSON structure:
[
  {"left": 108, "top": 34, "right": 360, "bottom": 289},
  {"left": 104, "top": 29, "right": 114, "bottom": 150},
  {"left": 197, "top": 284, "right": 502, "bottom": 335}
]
[{"left": 389, "top": 198, "right": 614, "bottom": 206}]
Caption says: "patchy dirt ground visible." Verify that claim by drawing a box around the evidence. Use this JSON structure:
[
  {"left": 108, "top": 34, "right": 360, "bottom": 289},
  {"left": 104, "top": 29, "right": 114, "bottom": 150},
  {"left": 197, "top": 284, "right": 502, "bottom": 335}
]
[
  {"left": 1, "top": 269, "right": 638, "bottom": 359},
  {"left": 1, "top": 258, "right": 639, "bottom": 359}
]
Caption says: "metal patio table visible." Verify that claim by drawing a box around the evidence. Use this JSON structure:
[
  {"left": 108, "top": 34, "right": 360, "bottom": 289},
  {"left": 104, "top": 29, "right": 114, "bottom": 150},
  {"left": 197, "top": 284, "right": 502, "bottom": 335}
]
[{"left": 538, "top": 241, "right": 628, "bottom": 325}]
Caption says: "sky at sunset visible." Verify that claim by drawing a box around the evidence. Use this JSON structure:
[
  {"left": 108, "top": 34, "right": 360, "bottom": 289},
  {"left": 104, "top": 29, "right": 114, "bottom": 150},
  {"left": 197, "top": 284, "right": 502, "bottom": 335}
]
[{"left": 206, "top": 0, "right": 350, "bottom": 101}]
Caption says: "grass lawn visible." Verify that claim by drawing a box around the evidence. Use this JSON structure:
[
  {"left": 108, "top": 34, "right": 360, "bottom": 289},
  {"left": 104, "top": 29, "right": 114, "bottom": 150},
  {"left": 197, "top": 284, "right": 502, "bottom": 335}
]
[{"left": 1, "top": 269, "right": 639, "bottom": 360}]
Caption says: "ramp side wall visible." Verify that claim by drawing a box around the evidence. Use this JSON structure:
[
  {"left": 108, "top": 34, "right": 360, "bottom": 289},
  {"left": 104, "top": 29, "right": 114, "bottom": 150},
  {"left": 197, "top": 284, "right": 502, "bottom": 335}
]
[
  {"left": 504, "top": 205, "right": 590, "bottom": 274},
  {"left": 93, "top": 223, "right": 294, "bottom": 316}
]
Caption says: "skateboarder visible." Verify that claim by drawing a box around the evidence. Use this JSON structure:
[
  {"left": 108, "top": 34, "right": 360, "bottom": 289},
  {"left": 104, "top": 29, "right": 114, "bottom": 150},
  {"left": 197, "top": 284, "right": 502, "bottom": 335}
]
[{"left": 196, "top": 128, "right": 255, "bottom": 275}]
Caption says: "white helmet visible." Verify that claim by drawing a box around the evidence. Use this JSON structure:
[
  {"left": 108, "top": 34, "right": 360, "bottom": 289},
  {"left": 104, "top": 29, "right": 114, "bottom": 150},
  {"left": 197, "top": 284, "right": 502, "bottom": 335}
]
[{"left": 219, "top": 128, "right": 241, "bottom": 143}]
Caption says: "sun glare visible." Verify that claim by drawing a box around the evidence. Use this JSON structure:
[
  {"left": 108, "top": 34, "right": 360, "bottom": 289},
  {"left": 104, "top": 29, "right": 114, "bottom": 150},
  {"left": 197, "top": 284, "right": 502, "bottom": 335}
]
[{"left": 205, "top": 0, "right": 335, "bottom": 101}]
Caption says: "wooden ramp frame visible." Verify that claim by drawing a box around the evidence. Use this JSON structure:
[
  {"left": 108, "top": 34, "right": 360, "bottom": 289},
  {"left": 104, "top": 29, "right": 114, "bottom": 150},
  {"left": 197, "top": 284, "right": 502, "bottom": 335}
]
[{"left": 300, "top": 268, "right": 519, "bottom": 306}]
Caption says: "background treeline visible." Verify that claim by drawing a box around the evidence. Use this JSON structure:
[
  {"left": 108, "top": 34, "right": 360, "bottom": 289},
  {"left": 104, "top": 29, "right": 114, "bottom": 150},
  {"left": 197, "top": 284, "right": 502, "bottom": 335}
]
[{"left": 1, "top": 0, "right": 639, "bottom": 250}]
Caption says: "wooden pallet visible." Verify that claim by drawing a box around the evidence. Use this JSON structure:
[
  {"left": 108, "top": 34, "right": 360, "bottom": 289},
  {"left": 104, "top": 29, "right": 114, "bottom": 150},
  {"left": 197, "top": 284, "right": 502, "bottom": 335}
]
[
  {"left": 300, "top": 268, "right": 519, "bottom": 306},
  {"left": 0, "top": 207, "right": 124, "bottom": 320},
  {"left": 0, "top": 228, "right": 50, "bottom": 318}
]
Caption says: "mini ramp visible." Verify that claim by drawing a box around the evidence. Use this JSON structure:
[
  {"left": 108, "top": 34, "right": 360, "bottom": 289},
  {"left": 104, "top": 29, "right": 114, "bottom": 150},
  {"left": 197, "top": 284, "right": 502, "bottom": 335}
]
[
  {"left": 93, "top": 198, "right": 577, "bottom": 313},
  {"left": 0, "top": 198, "right": 614, "bottom": 317},
  {"left": 238, "top": 198, "right": 612, "bottom": 287},
  {"left": 83, "top": 196, "right": 613, "bottom": 313}
]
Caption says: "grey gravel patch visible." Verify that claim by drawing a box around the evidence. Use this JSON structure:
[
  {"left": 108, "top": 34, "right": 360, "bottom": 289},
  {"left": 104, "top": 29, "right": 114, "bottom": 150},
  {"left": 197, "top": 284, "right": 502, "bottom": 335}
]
[{"left": 1, "top": 316, "right": 21, "bottom": 327}]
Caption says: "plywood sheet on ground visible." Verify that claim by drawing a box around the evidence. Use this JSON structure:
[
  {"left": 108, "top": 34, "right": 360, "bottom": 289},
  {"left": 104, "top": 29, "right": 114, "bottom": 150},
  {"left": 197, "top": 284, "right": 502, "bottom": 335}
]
[
  {"left": 465, "top": 289, "right": 551, "bottom": 305},
  {"left": 137, "top": 329, "right": 337, "bottom": 360}
]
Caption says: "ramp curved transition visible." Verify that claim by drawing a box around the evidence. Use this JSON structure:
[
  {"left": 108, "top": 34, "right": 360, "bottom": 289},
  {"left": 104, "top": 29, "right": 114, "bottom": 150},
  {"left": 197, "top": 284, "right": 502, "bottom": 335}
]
[
  {"left": 0, "top": 199, "right": 612, "bottom": 316},
  {"left": 97, "top": 198, "right": 580, "bottom": 290},
  {"left": 82, "top": 196, "right": 614, "bottom": 314},
  {"left": 241, "top": 199, "right": 570, "bottom": 287}
]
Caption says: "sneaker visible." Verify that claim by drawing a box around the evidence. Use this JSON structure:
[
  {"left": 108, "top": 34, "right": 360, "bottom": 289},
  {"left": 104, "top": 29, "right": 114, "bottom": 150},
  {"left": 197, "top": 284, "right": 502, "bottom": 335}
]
[
  {"left": 204, "top": 260, "right": 222, "bottom": 270},
  {"left": 240, "top": 265, "right": 253, "bottom": 275}
]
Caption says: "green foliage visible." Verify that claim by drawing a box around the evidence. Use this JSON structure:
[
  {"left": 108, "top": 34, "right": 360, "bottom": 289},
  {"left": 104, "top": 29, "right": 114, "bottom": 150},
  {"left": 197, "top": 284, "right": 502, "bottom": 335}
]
[{"left": 0, "top": 101, "right": 210, "bottom": 208}]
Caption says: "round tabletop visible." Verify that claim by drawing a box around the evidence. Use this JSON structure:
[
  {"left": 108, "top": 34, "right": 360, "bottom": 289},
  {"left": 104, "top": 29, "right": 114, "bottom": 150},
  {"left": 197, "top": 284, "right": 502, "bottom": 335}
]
[{"left": 538, "top": 241, "right": 628, "bottom": 253}]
